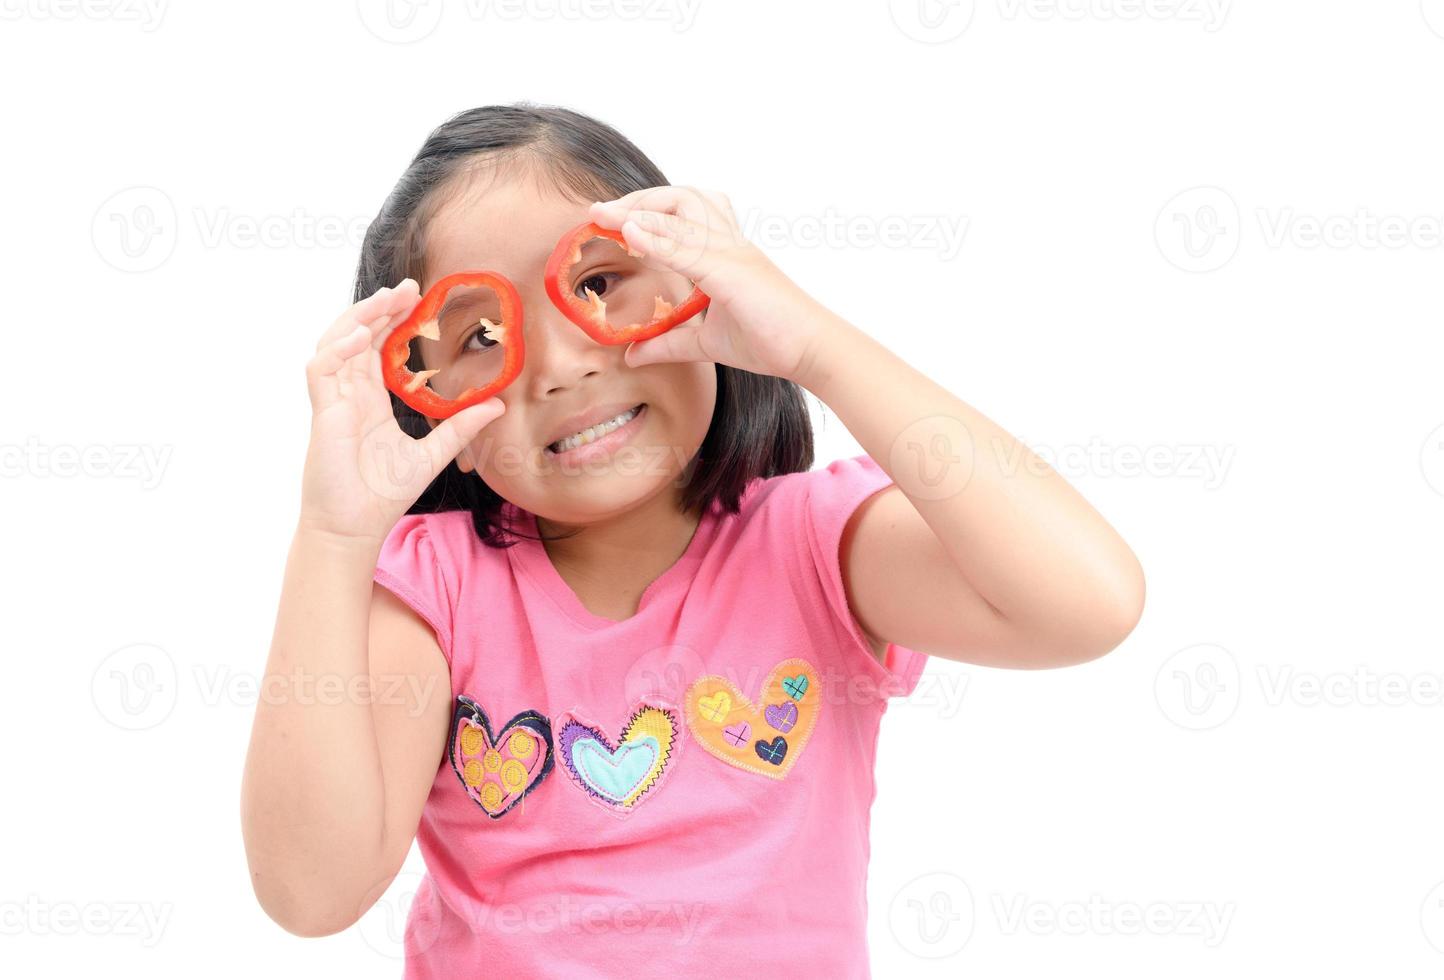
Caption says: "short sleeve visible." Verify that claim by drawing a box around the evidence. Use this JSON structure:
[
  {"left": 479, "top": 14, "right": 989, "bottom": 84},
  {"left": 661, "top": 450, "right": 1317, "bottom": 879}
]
[
  {"left": 800, "top": 454, "right": 928, "bottom": 700},
  {"left": 373, "top": 513, "right": 455, "bottom": 666}
]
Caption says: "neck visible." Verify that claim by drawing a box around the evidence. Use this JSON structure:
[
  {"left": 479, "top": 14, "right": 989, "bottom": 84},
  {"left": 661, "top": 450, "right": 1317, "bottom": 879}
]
[{"left": 534, "top": 484, "right": 701, "bottom": 585}]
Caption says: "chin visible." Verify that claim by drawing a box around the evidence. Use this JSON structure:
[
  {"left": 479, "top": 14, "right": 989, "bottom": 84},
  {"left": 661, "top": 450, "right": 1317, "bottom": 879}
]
[{"left": 534, "top": 463, "right": 677, "bottom": 519}]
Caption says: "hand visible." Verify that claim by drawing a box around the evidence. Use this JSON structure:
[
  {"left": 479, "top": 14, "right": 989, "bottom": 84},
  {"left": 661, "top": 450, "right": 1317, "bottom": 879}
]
[
  {"left": 588, "top": 187, "right": 830, "bottom": 383},
  {"left": 299, "top": 280, "right": 506, "bottom": 545}
]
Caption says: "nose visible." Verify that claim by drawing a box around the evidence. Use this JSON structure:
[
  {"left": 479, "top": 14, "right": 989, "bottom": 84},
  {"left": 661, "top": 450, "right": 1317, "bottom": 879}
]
[{"left": 517, "top": 283, "right": 614, "bottom": 397}]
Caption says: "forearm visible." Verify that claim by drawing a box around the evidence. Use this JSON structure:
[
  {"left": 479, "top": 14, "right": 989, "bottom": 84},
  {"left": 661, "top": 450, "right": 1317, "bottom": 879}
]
[
  {"left": 793, "top": 314, "right": 1145, "bottom": 645},
  {"left": 241, "top": 527, "right": 389, "bottom": 933}
]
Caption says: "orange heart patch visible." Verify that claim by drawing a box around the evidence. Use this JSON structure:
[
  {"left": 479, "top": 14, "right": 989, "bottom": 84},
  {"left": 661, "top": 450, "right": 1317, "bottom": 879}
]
[{"left": 684, "top": 658, "right": 820, "bottom": 780}]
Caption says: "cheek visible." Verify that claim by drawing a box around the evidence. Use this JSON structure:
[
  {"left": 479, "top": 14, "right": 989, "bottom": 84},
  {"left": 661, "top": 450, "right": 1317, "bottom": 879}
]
[
  {"left": 660, "top": 363, "right": 718, "bottom": 442},
  {"left": 465, "top": 411, "right": 537, "bottom": 483}
]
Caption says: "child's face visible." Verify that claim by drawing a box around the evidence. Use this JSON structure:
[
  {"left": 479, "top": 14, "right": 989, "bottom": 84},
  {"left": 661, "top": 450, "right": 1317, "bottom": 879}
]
[{"left": 415, "top": 171, "right": 717, "bottom": 523}]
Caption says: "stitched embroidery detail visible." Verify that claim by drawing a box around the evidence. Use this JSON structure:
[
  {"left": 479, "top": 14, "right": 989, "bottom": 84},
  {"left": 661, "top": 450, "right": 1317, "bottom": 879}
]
[
  {"left": 556, "top": 701, "right": 682, "bottom": 818},
  {"left": 684, "top": 658, "right": 821, "bottom": 780},
  {"left": 449, "top": 695, "right": 555, "bottom": 819},
  {"left": 754, "top": 736, "right": 787, "bottom": 765}
]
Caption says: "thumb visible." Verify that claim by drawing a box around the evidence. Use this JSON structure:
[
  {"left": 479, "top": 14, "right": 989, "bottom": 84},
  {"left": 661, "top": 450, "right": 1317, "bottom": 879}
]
[
  {"left": 422, "top": 398, "right": 506, "bottom": 475},
  {"left": 625, "top": 325, "right": 708, "bottom": 368}
]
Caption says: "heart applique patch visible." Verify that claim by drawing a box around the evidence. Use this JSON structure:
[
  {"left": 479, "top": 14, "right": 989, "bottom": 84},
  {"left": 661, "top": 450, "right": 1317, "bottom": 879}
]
[
  {"left": 449, "top": 695, "right": 555, "bottom": 819},
  {"left": 556, "top": 701, "right": 682, "bottom": 818},
  {"left": 684, "top": 658, "right": 821, "bottom": 780}
]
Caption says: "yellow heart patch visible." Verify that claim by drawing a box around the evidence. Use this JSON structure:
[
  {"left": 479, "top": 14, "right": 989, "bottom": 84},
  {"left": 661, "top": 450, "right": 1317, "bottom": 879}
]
[{"left": 684, "top": 658, "right": 820, "bottom": 780}]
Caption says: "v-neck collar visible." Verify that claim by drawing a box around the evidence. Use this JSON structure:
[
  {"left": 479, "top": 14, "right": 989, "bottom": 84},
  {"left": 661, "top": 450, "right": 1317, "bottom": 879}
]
[{"left": 502, "top": 498, "right": 720, "bottom": 631}]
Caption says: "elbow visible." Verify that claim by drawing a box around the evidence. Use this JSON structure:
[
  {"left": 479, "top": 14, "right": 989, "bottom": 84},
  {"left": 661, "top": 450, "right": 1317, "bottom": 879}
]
[
  {"left": 279, "top": 914, "right": 360, "bottom": 940},
  {"left": 241, "top": 802, "right": 388, "bottom": 939},
  {"left": 244, "top": 845, "right": 378, "bottom": 939},
  {"left": 1077, "top": 598, "right": 1144, "bottom": 665},
  {"left": 1032, "top": 562, "right": 1146, "bottom": 669},
  {"left": 252, "top": 877, "right": 366, "bottom": 938},
  {"left": 1074, "top": 559, "right": 1147, "bottom": 665}
]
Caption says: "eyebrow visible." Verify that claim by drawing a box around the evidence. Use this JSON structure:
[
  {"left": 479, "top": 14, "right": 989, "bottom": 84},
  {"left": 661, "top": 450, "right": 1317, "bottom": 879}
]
[
  {"left": 429, "top": 238, "right": 625, "bottom": 328},
  {"left": 435, "top": 289, "right": 500, "bottom": 331}
]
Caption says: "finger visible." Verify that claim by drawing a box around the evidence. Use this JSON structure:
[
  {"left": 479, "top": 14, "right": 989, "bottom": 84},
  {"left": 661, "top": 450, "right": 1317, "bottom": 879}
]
[
  {"left": 625, "top": 209, "right": 708, "bottom": 248},
  {"left": 340, "top": 296, "right": 418, "bottom": 390},
  {"left": 315, "top": 286, "right": 392, "bottom": 353},
  {"left": 367, "top": 280, "right": 423, "bottom": 351},
  {"left": 590, "top": 185, "right": 711, "bottom": 226},
  {"left": 699, "top": 189, "right": 735, "bottom": 220},
  {"left": 421, "top": 398, "right": 507, "bottom": 477},
  {"left": 624, "top": 321, "right": 709, "bottom": 368},
  {"left": 618, "top": 214, "right": 712, "bottom": 281},
  {"left": 306, "top": 323, "right": 371, "bottom": 410},
  {"left": 315, "top": 279, "right": 420, "bottom": 353}
]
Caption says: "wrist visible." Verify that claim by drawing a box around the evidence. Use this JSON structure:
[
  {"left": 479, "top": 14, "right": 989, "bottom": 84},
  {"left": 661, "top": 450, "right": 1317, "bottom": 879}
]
[
  {"left": 789, "top": 311, "right": 863, "bottom": 397},
  {"left": 293, "top": 517, "right": 387, "bottom": 562}
]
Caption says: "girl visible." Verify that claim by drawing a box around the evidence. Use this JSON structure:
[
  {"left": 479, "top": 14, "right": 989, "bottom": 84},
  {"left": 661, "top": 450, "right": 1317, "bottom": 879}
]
[{"left": 241, "top": 103, "right": 1145, "bottom": 978}]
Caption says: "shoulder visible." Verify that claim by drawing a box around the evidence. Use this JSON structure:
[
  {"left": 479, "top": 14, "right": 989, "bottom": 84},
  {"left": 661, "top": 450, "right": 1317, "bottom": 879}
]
[
  {"left": 378, "top": 509, "right": 484, "bottom": 565},
  {"left": 740, "top": 454, "right": 895, "bottom": 532},
  {"left": 725, "top": 454, "right": 895, "bottom": 661},
  {"left": 734, "top": 454, "right": 891, "bottom": 519}
]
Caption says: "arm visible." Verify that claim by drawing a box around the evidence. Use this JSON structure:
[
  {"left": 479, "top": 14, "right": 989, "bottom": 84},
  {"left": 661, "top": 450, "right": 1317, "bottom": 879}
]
[
  {"left": 802, "top": 318, "right": 1146, "bottom": 670},
  {"left": 242, "top": 276, "right": 503, "bottom": 935},
  {"left": 583, "top": 187, "right": 1143, "bottom": 669},
  {"left": 240, "top": 528, "right": 451, "bottom": 936}
]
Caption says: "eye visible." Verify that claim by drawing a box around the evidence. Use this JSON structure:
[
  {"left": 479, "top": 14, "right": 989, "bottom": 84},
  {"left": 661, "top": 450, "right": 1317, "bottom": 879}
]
[
  {"left": 461, "top": 316, "right": 504, "bottom": 355},
  {"left": 576, "top": 271, "right": 620, "bottom": 299}
]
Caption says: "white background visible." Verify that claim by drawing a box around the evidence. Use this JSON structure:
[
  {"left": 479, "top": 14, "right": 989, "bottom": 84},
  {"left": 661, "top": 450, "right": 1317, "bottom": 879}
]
[{"left": 3, "top": 0, "right": 1443, "bottom": 976}]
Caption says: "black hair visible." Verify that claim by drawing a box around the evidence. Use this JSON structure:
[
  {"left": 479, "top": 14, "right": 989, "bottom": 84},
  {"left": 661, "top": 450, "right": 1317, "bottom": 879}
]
[{"left": 353, "top": 102, "right": 813, "bottom": 548}]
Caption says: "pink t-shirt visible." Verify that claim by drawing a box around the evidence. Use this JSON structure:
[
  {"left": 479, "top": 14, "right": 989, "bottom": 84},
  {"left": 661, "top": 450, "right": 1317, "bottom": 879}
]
[{"left": 372, "top": 453, "right": 928, "bottom": 978}]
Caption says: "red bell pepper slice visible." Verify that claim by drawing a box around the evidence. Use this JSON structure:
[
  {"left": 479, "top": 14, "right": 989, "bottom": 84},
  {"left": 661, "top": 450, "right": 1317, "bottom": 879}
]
[
  {"left": 543, "top": 220, "right": 710, "bottom": 344},
  {"left": 380, "top": 270, "right": 524, "bottom": 420}
]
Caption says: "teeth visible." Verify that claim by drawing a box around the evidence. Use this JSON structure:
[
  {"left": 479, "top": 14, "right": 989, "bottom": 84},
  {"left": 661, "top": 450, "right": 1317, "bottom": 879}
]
[{"left": 548, "top": 405, "right": 641, "bottom": 453}]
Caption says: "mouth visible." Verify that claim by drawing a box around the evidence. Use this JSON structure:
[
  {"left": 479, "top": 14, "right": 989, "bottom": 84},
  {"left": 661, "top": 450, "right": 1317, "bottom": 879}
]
[{"left": 544, "top": 403, "right": 647, "bottom": 457}]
